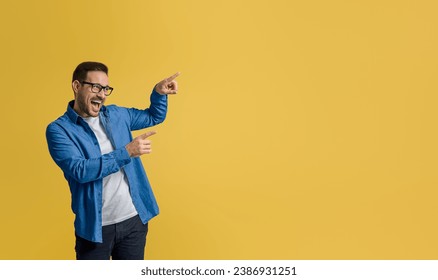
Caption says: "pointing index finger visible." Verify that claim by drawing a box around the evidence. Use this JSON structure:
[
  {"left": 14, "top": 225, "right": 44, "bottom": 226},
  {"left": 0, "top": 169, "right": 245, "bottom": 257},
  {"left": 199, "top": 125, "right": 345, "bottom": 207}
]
[
  {"left": 165, "top": 72, "right": 181, "bottom": 82},
  {"left": 141, "top": 131, "right": 156, "bottom": 139}
]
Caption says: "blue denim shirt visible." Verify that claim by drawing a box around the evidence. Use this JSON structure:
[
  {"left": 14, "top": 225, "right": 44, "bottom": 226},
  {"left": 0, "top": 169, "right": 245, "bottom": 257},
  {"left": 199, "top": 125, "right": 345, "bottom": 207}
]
[{"left": 46, "top": 89, "right": 167, "bottom": 243}]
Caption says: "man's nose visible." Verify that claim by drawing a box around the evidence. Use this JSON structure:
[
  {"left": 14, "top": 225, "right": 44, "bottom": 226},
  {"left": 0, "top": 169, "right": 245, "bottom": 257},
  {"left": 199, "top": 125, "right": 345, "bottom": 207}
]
[{"left": 96, "top": 90, "right": 106, "bottom": 99}]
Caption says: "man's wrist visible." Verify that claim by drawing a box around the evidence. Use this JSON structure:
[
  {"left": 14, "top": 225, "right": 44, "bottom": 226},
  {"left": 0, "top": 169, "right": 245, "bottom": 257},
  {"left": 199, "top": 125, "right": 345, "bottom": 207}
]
[{"left": 153, "top": 85, "right": 163, "bottom": 95}]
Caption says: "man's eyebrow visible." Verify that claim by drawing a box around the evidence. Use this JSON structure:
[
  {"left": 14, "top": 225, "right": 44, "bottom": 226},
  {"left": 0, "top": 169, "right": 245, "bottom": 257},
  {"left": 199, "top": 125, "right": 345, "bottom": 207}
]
[{"left": 91, "top": 82, "right": 110, "bottom": 87}]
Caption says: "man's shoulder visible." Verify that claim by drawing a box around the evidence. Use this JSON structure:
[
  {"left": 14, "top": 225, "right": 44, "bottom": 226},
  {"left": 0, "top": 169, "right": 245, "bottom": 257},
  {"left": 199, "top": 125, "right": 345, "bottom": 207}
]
[
  {"left": 104, "top": 104, "right": 120, "bottom": 111},
  {"left": 46, "top": 113, "right": 71, "bottom": 132},
  {"left": 105, "top": 104, "right": 129, "bottom": 111},
  {"left": 47, "top": 112, "right": 68, "bottom": 125},
  {"left": 104, "top": 104, "right": 132, "bottom": 116},
  {"left": 47, "top": 101, "right": 77, "bottom": 128}
]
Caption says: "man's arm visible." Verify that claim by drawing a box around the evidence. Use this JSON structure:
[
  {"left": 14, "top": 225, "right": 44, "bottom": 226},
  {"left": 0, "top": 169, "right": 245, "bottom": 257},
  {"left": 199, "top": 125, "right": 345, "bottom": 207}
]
[
  {"left": 128, "top": 89, "right": 168, "bottom": 131},
  {"left": 46, "top": 123, "right": 131, "bottom": 184},
  {"left": 128, "top": 72, "right": 180, "bottom": 131}
]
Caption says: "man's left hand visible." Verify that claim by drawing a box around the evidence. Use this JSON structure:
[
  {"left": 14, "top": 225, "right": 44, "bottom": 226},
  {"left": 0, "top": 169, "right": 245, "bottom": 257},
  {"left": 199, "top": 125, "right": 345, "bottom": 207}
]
[{"left": 155, "top": 72, "right": 180, "bottom": 95}]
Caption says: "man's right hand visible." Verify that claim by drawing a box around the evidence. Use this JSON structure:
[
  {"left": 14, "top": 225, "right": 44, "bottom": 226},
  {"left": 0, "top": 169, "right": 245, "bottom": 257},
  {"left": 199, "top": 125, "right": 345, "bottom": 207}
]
[{"left": 125, "top": 131, "right": 156, "bottom": 157}]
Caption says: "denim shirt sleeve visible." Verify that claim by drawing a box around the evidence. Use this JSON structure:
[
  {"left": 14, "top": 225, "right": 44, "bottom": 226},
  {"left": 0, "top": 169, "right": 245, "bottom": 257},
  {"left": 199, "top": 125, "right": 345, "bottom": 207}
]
[
  {"left": 128, "top": 89, "right": 168, "bottom": 131},
  {"left": 46, "top": 122, "right": 132, "bottom": 184}
]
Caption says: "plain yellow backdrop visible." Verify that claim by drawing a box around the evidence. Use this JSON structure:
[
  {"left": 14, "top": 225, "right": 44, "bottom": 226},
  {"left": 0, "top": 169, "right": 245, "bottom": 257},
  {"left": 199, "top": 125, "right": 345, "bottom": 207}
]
[{"left": 0, "top": 0, "right": 437, "bottom": 259}]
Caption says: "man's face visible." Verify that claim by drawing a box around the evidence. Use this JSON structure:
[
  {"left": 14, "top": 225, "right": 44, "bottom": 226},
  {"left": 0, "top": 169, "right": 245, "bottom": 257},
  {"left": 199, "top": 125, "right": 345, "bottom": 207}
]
[{"left": 72, "top": 71, "right": 109, "bottom": 118}]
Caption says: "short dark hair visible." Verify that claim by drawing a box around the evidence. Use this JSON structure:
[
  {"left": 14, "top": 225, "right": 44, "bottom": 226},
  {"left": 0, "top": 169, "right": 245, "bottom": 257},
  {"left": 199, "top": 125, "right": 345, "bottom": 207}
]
[{"left": 72, "top": 61, "right": 108, "bottom": 82}]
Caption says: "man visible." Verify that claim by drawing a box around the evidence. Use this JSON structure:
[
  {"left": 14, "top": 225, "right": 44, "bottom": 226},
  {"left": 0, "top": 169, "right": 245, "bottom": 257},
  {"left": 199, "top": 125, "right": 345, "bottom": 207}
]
[{"left": 46, "top": 61, "right": 179, "bottom": 260}]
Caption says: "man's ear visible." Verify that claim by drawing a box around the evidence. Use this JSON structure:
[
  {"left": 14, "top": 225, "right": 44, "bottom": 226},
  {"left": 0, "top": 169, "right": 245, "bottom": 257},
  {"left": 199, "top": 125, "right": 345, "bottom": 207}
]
[{"left": 72, "top": 80, "right": 80, "bottom": 94}]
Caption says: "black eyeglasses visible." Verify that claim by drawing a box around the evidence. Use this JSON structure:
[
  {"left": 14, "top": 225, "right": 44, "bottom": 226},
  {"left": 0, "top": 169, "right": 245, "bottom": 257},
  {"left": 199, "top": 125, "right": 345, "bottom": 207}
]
[{"left": 81, "top": 81, "right": 114, "bottom": 96}]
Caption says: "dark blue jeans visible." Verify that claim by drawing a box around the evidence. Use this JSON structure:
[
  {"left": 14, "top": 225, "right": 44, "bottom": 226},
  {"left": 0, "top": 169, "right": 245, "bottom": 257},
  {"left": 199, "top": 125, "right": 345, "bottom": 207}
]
[{"left": 75, "top": 215, "right": 149, "bottom": 260}]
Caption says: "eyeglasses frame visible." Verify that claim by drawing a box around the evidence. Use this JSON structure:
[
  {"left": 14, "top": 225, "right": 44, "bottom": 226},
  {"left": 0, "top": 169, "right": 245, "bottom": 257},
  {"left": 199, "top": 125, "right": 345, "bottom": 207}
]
[{"left": 80, "top": 81, "right": 114, "bottom": 96}]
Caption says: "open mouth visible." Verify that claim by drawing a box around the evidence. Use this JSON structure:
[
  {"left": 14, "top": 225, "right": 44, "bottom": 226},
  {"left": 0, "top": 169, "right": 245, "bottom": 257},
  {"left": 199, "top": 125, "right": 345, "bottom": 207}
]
[{"left": 91, "top": 100, "right": 102, "bottom": 111}]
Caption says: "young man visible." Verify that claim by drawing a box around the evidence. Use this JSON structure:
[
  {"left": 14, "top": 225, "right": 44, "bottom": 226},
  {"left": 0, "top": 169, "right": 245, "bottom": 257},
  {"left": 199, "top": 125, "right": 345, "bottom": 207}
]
[{"left": 46, "top": 61, "right": 179, "bottom": 259}]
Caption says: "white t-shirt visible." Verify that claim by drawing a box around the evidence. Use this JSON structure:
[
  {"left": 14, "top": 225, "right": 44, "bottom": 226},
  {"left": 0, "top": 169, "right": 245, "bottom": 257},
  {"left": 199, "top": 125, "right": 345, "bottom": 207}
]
[{"left": 84, "top": 116, "right": 138, "bottom": 226}]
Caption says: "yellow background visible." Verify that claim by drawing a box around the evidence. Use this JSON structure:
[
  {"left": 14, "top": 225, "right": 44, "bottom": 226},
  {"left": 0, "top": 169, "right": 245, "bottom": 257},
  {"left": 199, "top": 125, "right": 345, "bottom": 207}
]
[{"left": 0, "top": 0, "right": 437, "bottom": 259}]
